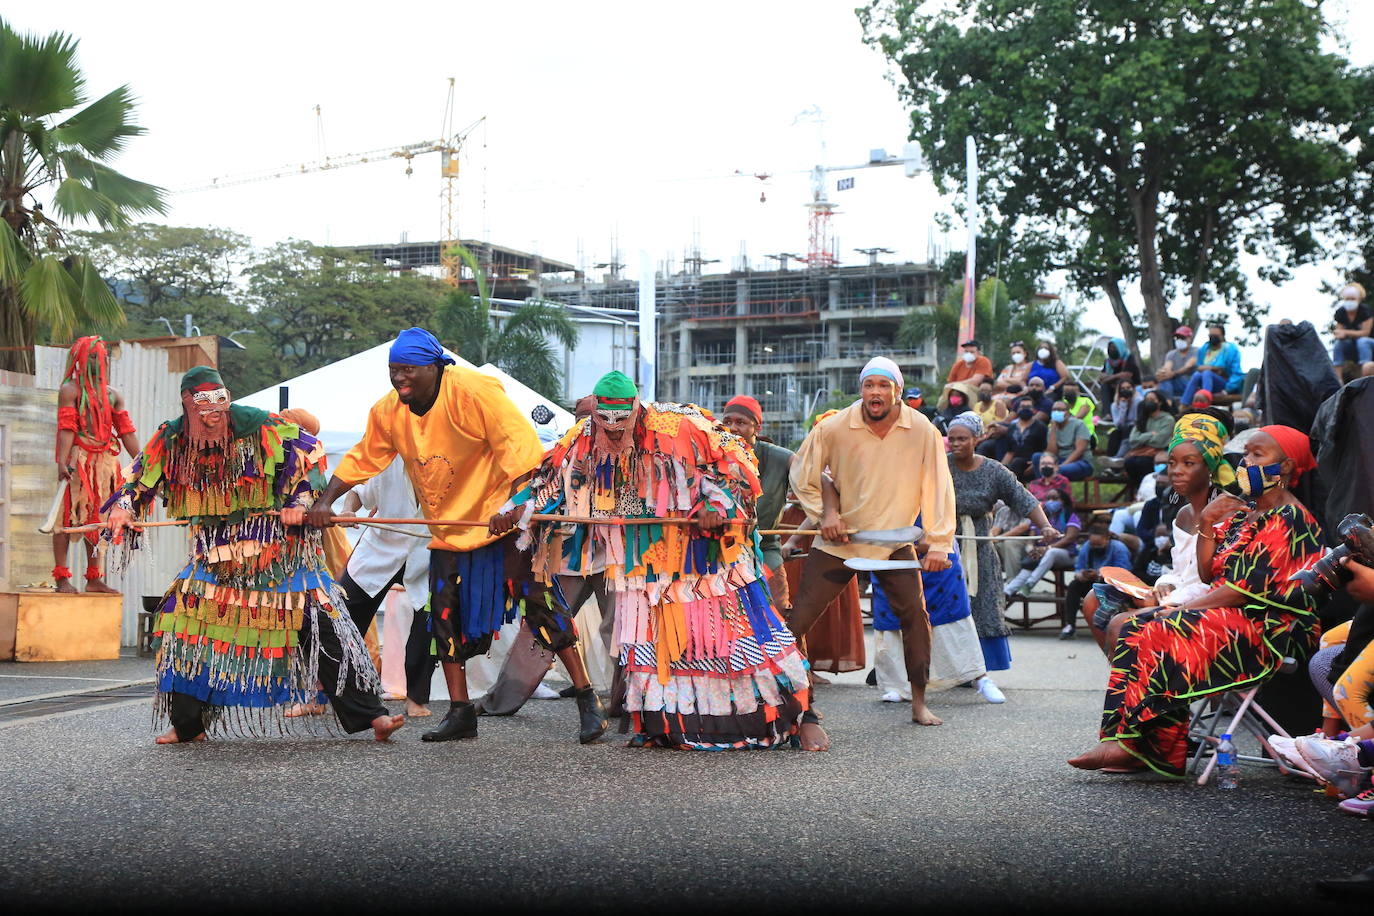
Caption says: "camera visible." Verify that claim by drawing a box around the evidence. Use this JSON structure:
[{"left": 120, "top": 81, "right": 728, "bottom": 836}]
[{"left": 1291, "top": 513, "right": 1374, "bottom": 598}]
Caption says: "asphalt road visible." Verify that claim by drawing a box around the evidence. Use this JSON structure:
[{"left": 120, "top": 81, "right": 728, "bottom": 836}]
[{"left": 0, "top": 633, "right": 1367, "bottom": 914}]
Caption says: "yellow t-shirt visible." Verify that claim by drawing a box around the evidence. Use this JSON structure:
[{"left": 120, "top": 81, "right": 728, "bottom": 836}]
[{"left": 334, "top": 366, "right": 543, "bottom": 552}]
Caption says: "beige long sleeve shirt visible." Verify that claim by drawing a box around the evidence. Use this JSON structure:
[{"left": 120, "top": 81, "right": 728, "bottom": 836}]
[{"left": 789, "top": 402, "right": 956, "bottom": 561}]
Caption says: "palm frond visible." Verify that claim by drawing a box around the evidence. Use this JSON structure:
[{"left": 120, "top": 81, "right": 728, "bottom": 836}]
[
  {"left": 56, "top": 151, "right": 167, "bottom": 224},
  {"left": 434, "top": 290, "right": 490, "bottom": 364},
  {"left": 0, "top": 217, "right": 31, "bottom": 286},
  {"left": 450, "top": 243, "right": 489, "bottom": 307},
  {"left": 52, "top": 175, "right": 117, "bottom": 226},
  {"left": 502, "top": 298, "right": 580, "bottom": 349},
  {"left": 68, "top": 254, "right": 124, "bottom": 327},
  {"left": 0, "top": 21, "right": 84, "bottom": 117},
  {"left": 492, "top": 329, "right": 562, "bottom": 400},
  {"left": 53, "top": 85, "right": 145, "bottom": 157},
  {"left": 19, "top": 254, "right": 81, "bottom": 337}
]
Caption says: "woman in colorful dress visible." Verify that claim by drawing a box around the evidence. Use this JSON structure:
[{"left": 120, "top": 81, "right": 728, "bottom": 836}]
[
  {"left": 507, "top": 371, "right": 809, "bottom": 750},
  {"left": 944, "top": 412, "right": 1058, "bottom": 695},
  {"left": 104, "top": 367, "right": 398, "bottom": 744},
  {"left": 1069, "top": 425, "right": 1324, "bottom": 776}
]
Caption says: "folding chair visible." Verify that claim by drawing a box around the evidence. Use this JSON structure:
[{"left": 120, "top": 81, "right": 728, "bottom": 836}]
[{"left": 1186, "top": 658, "right": 1322, "bottom": 785}]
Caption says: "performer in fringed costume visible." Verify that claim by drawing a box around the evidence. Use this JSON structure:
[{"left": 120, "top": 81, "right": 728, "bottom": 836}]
[
  {"left": 103, "top": 367, "right": 403, "bottom": 744},
  {"left": 52, "top": 336, "right": 140, "bottom": 593},
  {"left": 496, "top": 371, "right": 809, "bottom": 750}
]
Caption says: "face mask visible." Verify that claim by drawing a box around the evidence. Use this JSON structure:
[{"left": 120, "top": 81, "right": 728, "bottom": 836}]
[
  {"left": 1038, "top": 465, "right": 1055, "bottom": 479},
  {"left": 1011, "top": 352, "right": 1025, "bottom": 364},
  {"left": 1043, "top": 499, "right": 1063, "bottom": 515},
  {"left": 1050, "top": 410, "right": 1066, "bottom": 424},
  {"left": 961, "top": 351, "right": 976, "bottom": 364},
  {"left": 1236, "top": 461, "right": 1285, "bottom": 497},
  {"left": 1175, "top": 339, "right": 1189, "bottom": 351},
  {"left": 949, "top": 396, "right": 964, "bottom": 408},
  {"left": 1037, "top": 348, "right": 1050, "bottom": 361},
  {"left": 1209, "top": 335, "right": 1222, "bottom": 346},
  {"left": 1153, "top": 463, "right": 1167, "bottom": 475},
  {"left": 1119, "top": 390, "right": 1133, "bottom": 401},
  {"left": 1017, "top": 407, "right": 1034, "bottom": 421},
  {"left": 1345, "top": 301, "right": 1360, "bottom": 312},
  {"left": 1155, "top": 535, "right": 1172, "bottom": 551},
  {"left": 1139, "top": 400, "right": 1157, "bottom": 416}
]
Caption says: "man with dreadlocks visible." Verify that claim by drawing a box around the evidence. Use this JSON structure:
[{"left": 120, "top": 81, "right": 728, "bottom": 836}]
[
  {"left": 491, "top": 371, "right": 810, "bottom": 750},
  {"left": 103, "top": 366, "right": 402, "bottom": 745},
  {"left": 52, "top": 336, "right": 140, "bottom": 594}
]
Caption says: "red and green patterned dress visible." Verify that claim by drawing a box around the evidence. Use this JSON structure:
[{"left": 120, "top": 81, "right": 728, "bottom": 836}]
[{"left": 1100, "top": 502, "right": 1323, "bottom": 776}]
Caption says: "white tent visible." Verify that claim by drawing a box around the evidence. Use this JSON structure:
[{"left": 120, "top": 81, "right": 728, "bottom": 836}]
[{"left": 238, "top": 341, "right": 574, "bottom": 467}]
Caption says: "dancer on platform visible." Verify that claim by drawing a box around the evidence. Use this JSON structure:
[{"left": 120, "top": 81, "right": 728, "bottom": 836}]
[
  {"left": 307, "top": 327, "right": 606, "bottom": 745},
  {"left": 53, "top": 336, "right": 139, "bottom": 593},
  {"left": 492, "top": 371, "right": 809, "bottom": 750},
  {"left": 103, "top": 366, "right": 401, "bottom": 744},
  {"left": 790, "top": 357, "right": 956, "bottom": 741}
]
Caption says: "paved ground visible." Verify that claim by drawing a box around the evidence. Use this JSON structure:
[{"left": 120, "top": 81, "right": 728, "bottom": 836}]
[{"left": 0, "top": 631, "right": 1368, "bottom": 913}]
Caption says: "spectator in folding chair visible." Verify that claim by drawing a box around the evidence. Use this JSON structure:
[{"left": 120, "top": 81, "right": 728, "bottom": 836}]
[{"left": 1069, "top": 425, "right": 1325, "bottom": 777}]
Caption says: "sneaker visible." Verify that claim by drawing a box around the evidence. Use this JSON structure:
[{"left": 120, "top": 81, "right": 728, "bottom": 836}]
[
  {"left": 531, "top": 683, "right": 561, "bottom": 700},
  {"left": 1296, "top": 735, "right": 1369, "bottom": 783},
  {"left": 975, "top": 676, "right": 1006, "bottom": 704},
  {"left": 879, "top": 690, "right": 907, "bottom": 703},
  {"left": 1337, "top": 786, "right": 1374, "bottom": 817},
  {"left": 1058, "top": 624, "right": 1076, "bottom": 640},
  {"left": 1267, "top": 734, "right": 1308, "bottom": 771}
]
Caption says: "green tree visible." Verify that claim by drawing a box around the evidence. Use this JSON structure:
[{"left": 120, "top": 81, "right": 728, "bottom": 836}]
[
  {"left": 241, "top": 240, "right": 445, "bottom": 393},
  {"left": 0, "top": 19, "right": 166, "bottom": 371},
  {"left": 433, "top": 245, "right": 578, "bottom": 400},
  {"left": 859, "top": 0, "right": 1369, "bottom": 361}
]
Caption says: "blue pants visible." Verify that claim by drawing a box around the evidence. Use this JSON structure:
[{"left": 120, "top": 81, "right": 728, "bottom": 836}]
[
  {"left": 1181, "top": 369, "right": 1227, "bottom": 405},
  {"left": 1031, "top": 451, "right": 1093, "bottom": 481},
  {"left": 1332, "top": 337, "right": 1374, "bottom": 365},
  {"left": 1154, "top": 373, "right": 1192, "bottom": 400}
]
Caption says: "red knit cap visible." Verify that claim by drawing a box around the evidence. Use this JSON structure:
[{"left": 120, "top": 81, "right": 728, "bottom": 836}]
[
  {"left": 723, "top": 395, "right": 763, "bottom": 425},
  {"left": 1259, "top": 425, "right": 1316, "bottom": 484}
]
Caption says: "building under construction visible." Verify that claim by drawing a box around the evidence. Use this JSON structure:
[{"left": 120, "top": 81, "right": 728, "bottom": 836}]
[{"left": 544, "top": 257, "right": 943, "bottom": 445}]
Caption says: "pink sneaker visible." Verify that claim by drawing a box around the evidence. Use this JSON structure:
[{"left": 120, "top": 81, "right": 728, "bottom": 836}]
[{"left": 1337, "top": 786, "right": 1374, "bottom": 817}]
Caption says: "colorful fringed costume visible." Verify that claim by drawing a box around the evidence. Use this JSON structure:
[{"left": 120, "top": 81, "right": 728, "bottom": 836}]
[
  {"left": 56, "top": 336, "right": 136, "bottom": 548},
  {"left": 513, "top": 400, "right": 809, "bottom": 750},
  {"left": 106, "top": 389, "right": 379, "bottom": 738}
]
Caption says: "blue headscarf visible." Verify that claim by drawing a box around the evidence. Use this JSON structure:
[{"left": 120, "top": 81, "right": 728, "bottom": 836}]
[
  {"left": 389, "top": 327, "right": 455, "bottom": 367},
  {"left": 1106, "top": 336, "right": 1129, "bottom": 365}
]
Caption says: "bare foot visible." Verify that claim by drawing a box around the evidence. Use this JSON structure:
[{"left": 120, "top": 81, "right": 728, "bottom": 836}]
[
  {"left": 1067, "top": 741, "right": 1136, "bottom": 771},
  {"left": 811, "top": 672, "right": 833, "bottom": 686},
  {"left": 284, "top": 702, "right": 327, "bottom": 718},
  {"left": 372, "top": 713, "right": 405, "bottom": 742},
  {"left": 84, "top": 577, "right": 118, "bottom": 594},
  {"left": 799, "top": 721, "right": 830, "bottom": 752},
  {"left": 154, "top": 726, "right": 206, "bottom": 744},
  {"left": 910, "top": 701, "right": 943, "bottom": 726},
  {"left": 54, "top": 578, "right": 77, "bottom": 594},
  {"left": 404, "top": 699, "right": 432, "bottom": 717}
]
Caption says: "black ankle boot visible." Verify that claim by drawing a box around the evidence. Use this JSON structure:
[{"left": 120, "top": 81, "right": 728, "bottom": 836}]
[
  {"left": 575, "top": 687, "right": 608, "bottom": 745},
  {"left": 421, "top": 701, "right": 478, "bottom": 742}
]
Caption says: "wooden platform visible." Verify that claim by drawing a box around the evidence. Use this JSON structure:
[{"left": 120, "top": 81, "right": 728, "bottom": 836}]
[{"left": 0, "top": 589, "right": 122, "bottom": 662}]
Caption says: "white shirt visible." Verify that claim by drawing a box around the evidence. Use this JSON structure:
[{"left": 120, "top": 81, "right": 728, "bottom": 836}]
[
  {"left": 345, "top": 460, "right": 431, "bottom": 608},
  {"left": 1157, "top": 518, "right": 1209, "bottom": 607}
]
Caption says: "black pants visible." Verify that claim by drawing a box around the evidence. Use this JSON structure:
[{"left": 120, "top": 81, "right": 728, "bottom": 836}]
[
  {"left": 1063, "top": 577, "right": 1094, "bottom": 628},
  {"left": 340, "top": 567, "right": 437, "bottom": 704},
  {"left": 167, "top": 604, "right": 390, "bottom": 740}
]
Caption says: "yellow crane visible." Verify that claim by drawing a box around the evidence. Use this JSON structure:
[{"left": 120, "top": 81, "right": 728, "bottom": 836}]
[{"left": 176, "top": 79, "right": 483, "bottom": 287}]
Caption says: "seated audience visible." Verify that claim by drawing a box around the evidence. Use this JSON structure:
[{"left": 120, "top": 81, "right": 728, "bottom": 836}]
[
  {"left": 988, "top": 395, "right": 1047, "bottom": 479},
  {"left": 1331, "top": 282, "right": 1374, "bottom": 382},
  {"left": 1181, "top": 322, "right": 1244, "bottom": 405},
  {"left": 1060, "top": 519, "right": 1133, "bottom": 641},
  {"left": 904, "top": 385, "right": 946, "bottom": 434},
  {"left": 973, "top": 380, "right": 1007, "bottom": 430},
  {"left": 1153, "top": 326, "right": 1198, "bottom": 400},
  {"left": 1069, "top": 425, "right": 1324, "bottom": 777},
  {"left": 1033, "top": 400, "right": 1094, "bottom": 481},
  {"left": 947, "top": 338, "right": 993, "bottom": 387},
  {"left": 1060, "top": 378, "right": 1097, "bottom": 436},
  {"left": 1106, "top": 380, "right": 1142, "bottom": 457},
  {"left": 995, "top": 341, "right": 1032, "bottom": 392},
  {"left": 1023, "top": 376, "right": 1054, "bottom": 419},
  {"left": 1028, "top": 339, "right": 1070, "bottom": 396},
  {"left": 938, "top": 381, "right": 979, "bottom": 428},
  {"left": 1122, "top": 390, "right": 1175, "bottom": 491},
  {"left": 1098, "top": 337, "right": 1143, "bottom": 404},
  {"left": 1003, "top": 486, "right": 1081, "bottom": 597}
]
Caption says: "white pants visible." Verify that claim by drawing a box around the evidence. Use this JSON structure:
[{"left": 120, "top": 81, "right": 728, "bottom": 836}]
[
  {"left": 874, "top": 616, "right": 987, "bottom": 697},
  {"left": 1004, "top": 547, "right": 1074, "bottom": 593},
  {"left": 379, "top": 587, "right": 413, "bottom": 698}
]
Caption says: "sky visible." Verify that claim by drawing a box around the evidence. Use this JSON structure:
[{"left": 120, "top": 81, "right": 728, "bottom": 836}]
[{"left": 10, "top": 0, "right": 1374, "bottom": 366}]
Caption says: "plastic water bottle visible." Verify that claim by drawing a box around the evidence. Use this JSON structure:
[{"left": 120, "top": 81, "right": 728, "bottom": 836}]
[{"left": 1216, "top": 734, "right": 1240, "bottom": 790}]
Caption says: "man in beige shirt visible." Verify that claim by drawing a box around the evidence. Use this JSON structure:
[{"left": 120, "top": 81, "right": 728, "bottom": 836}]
[{"left": 790, "top": 356, "right": 956, "bottom": 741}]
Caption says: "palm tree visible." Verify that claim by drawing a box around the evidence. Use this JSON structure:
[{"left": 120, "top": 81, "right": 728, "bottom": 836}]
[
  {"left": 434, "top": 244, "right": 578, "bottom": 401},
  {"left": 0, "top": 19, "right": 166, "bottom": 372}
]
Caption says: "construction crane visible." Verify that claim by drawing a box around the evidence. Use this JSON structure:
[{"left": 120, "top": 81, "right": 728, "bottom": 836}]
[
  {"left": 175, "top": 79, "right": 483, "bottom": 287},
  {"left": 804, "top": 143, "right": 926, "bottom": 268}
]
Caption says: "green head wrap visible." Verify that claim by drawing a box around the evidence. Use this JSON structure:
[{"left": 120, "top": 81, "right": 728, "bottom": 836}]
[
  {"left": 180, "top": 365, "right": 225, "bottom": 392},
  {"left": 1168, "top": 413, "right": 1235, "bottom": 487},
  {"left": 592, "top": 370, "right": 638, "bottom": 406}
]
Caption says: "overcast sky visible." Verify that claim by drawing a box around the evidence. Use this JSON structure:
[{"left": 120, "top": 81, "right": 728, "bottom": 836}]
[{"left": 11, "top": 0, "right": 1374, "bottom": 364}]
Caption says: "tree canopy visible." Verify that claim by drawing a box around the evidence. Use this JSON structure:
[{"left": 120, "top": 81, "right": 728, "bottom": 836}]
[{"left": 859, "top": 0, "right": 1372, "bottom": 363}]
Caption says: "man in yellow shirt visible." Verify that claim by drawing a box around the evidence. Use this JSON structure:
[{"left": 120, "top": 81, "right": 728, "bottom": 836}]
[
  {"left": 790, "top": 356, "right": 956, "bottom": 743},
  {"left": 307, "top": 327, "right": 606, "bottom": 745}
]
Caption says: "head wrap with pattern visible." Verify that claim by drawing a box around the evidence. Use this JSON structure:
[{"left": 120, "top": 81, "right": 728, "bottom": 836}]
[{"left": 1168, "top": 412, "right": 1235, "bottom": 487}]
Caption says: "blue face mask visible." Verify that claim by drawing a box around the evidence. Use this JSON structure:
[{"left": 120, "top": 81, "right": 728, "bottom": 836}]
[
  {"left": 1236, "top": 461, "right": 1285, "bottom": 497},
  {"left": 1043, "top": 500, "right": 1063, "bottom": 515},
  {"left": 1153, "top": 463, "right": 1167, "bottom": 475},
  {"left": 1050, "top": 410, "right": 1067, "bottom": 424}
]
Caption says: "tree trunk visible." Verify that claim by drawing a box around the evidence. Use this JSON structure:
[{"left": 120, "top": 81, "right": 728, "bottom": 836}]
[
  {"left": 0, "top": 284, "right": 35, "bottom": 374},
  {"left": 1100, "top": 269, "right": 1139, "bottom": 357},
  {"left": 1127, "top": 176, "right": 1173, "bottom": 372},
  {"left": 1184, "top": 207, "right": 1216, "bottom": 331}
]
